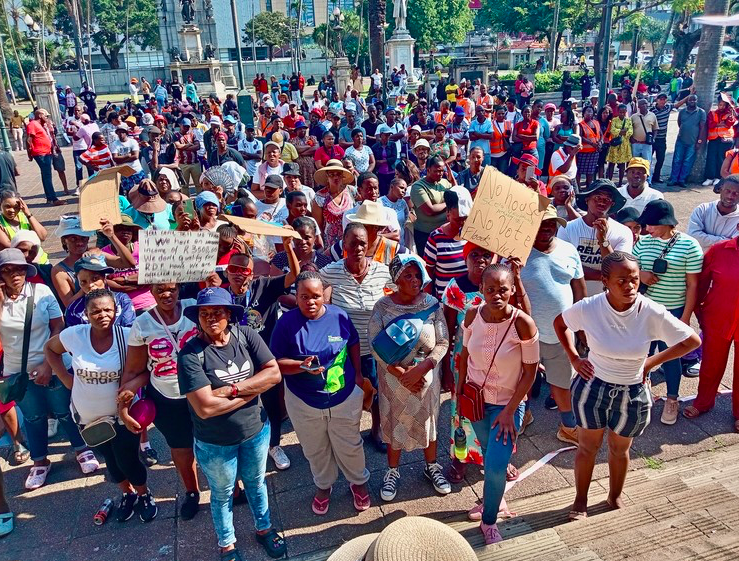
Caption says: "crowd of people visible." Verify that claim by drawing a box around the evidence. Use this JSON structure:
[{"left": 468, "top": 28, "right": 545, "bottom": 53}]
[{"left": 0, "top": 68, "right": 737, "bottom": 561}]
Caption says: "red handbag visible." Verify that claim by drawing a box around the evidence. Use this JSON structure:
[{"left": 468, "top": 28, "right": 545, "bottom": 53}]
[{"left": 457, "top": 309, "right": 517, "bottom": 422}]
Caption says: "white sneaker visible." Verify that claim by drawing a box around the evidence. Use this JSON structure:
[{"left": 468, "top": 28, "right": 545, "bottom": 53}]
[
  {"left": 269, "top": 446, "right": 290, "bottom": 470},
  {"left": 47, "top": 418, "right": 59, "bottom": 438},
  {"left": 702, "top": 179, "right": 713, "bottom": 186},
  {"left": 661, "top": 398, "right": 679, "bottom": 425},
  {"left": 713, "top": 179, "right": 721, "bottom": 186},
  {"left": 25, "top": 464, "right": 51, "bottom": 490}
]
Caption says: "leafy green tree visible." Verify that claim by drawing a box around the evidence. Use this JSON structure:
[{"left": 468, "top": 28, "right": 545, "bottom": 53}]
[
  {"left": 244, "top": 11, "right": 294, "bottom": 62},
  {"left": 387, "top": 0, "right": 473, "bottom": 53},
  {"left": 312, "top": 11, "right": 369, "bottom": 66}
]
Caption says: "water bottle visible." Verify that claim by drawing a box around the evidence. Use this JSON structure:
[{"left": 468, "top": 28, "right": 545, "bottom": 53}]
[
  {"left": 454, "top": 426, "right": 468, "bottom": 461},
  {"left": 93, "top": 498, "right": 114, "bottom": 526},
  {"left": 412, "top": 350, "right": 426, "bottom": 366}
]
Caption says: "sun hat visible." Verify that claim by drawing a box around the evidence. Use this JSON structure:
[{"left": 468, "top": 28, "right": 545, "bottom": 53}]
[
  {"left": 74, "top": 253, "right": 114, "bottom": 275},
  {"left": 55, "top": 215, "right": 94, "bottom": 238},
  {"left": 141, "top": 113, "right": 154, "bottom": 125},
  {"left": 263, "top": 175, "right": 283, "bottom": 191},
  {"left": 563, "top": 134, "right": 582, "bottom": 148},
  {"left": 314, "top": 159, "right": 355, "bottom": 186},
  {"left": 282, "top": 162, "right": 301, "bottom": 177},
  {"left": 0, "top": 248, "right": 36, "bottom": 278},
  {"left": 10, "top": 230, "right": 42, "bottom": 251},
  {"left": 376, "top": 124, "right": 393, "bottom": 135},
  {"left": 449, "top": 185, "right": 474, "bottom": 217},
  {"left": 511, "top": 153, "right": 542, "bottom": 175},
  {"left": 326, "top": 516, "right": 476, "bottom": 561},
  {"left": 125, "top": 116, "right": 137, "bottom": 126},
  {"left": 615, "top": 206, "right": 641, "bottom": 225},
  {"left": 541, "top": 204, "right": 568, "bottom": 227},
  {"left": 637, "top": 199, "right": 678, "bottom": 227},
  {"left": 209, "top": 116, "right": 222, "bottom": 126},
  {"left": 184, "top": 287, "right": 245, "bottom": 324},
  {"left": 409, "top": 125, "right": 422, "bottom": 134},
  {"left": 264, "top": 100, "right": 275, "bottom": 109},
  {"left": 576, "top": 178, "right": 627, "bottom": 213},
  {"left": 129, "top": 180, "right": 167, "bottom": 213},
  {"left": 114, "top": 214, "right": 143, "bottom": 230},
  {"left": 345, "top": 201, "right": 391, "bottom": 227},
  {"left": 195, "top": 191, "right": 221, "bottom": 212},
  {"left": 115, "top": 123, "right": 129, "bottom": 132},
  {"left": 626, "top": 157, "right": 650, "bottom": 174},
  {"left": 413, "top": 138, "right": 430, "bottom": 151},
  {"left": 590, "top": 89, "right": 600, "bottom": 98}
]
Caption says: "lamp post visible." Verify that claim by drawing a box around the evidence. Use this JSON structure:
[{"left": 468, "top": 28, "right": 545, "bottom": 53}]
[
  {"left": 332, "top": 6, "right": 345, "bottom": 58},
  {"left": 23, "top": 15, "right": 44, "bottom": 71},
  {"left": 0, "top": 35, "right": 15, "bottom": 104},
  {"left": 230, "top": 0, "right": 245, "bottom": 89}
]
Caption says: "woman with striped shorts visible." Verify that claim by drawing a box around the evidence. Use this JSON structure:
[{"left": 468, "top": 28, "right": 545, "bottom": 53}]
[{"left": 554, "top": 251, "right": 700, "bottom": 522}]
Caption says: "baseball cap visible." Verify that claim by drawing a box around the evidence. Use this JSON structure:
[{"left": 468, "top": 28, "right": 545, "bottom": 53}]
[
  {"left": 263, "top": 175, "right": 283, "bottom": 190},
  {"left": 180, "top": 117, "right": 192, "bottom": 127},
  {"left": 626, "top": 157, "right": 650, "bottom": 174},
  {"left": 282, "top": 162, "right": 301, "bottom": 176},
  {"left": 453, "top": 106, "right": 466, "bottom": 116},
  {"left": 223, "top": 115, "right": 237, "bottom": 124},
  {"left": 209, "top": 116, "right": 222, "bottom": 126}
]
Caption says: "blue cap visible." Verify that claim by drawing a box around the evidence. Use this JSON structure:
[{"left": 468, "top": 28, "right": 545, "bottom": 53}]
[
  {"left": 224, "top": 115, "right": 237, "bottom": 124},
  {"left": 294, "top": 120, "right": 307, "bottom": 129},
  {"left": 183, "top": 287, "right": 245, "bottom": 323},
  {"left": 74, "top": 253, "right": 114, "bottom": 275},
  {"left": 453, "top": 106, "right": 466, "bottom": 116},
  {"left": 180, "top": 118, "right": 192, "bottom": 127},
  {"left": 195, "top": 191, "right": 221, "bottom": 211}
]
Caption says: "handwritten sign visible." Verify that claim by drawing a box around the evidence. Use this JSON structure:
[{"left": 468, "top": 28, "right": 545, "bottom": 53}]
[
  {"left": 219, "top": 214, "right": 301, "bottom": 238},
  {"left": 139, "top": 229, "right": 219, "bottom": 284},
  {"left": 461, "top": 167, "right": 549, "bottom": 264}
]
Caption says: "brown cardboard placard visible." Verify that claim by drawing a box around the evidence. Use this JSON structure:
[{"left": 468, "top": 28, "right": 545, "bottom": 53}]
[
  {"left": 219, "top": 214, "right": 302, "bottom": 239},
  {"left": 78, "top": 165, "right": 134, "bottom": 231},
  {"left": 461, "top": 167, "right": 549, "bottom": 264}
]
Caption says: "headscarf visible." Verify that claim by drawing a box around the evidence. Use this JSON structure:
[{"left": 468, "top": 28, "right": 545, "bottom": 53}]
[
  {"left": 462, "top": 242, "right": 492, "bottom": 262},
  {"left": 156, "top": 167, "right": 181, "bottom": 191},
  {"left": 10, "top": 230, "right": 42, "bottom": 263},
  {"left": 389, "top": 254, "right": 431, "bottom": 288}
]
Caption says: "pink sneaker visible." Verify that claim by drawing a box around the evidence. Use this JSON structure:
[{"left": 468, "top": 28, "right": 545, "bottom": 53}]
[
  {"left": 468, "top": 502, "right": 483, "bottom": 521},
  {"left": 480, "top": 521, "right": 503, "bottom": 545}
]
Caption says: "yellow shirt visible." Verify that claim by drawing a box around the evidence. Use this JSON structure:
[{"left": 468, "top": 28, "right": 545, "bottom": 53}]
[
  {"left": 10, "top": 116, "right": 23, "bottom": 128},
  {"left": 445, "top": 84, "right": 458, "bottom": 103},
  {"left": 280, "top": 141, "right": 299, "bottom": 163}
]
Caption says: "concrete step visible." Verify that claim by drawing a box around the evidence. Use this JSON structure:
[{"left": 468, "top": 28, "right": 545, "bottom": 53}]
[{"left": 294, "top": 445, "right": 739, "bottom": 561}]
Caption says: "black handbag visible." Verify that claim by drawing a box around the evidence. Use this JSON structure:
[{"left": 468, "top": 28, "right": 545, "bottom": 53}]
[
  {"left": 639, "top": 115, "right": 654, "bottom": 145},
  {"left": 0, "top": 284, "right": 35, "bottom": 404}
]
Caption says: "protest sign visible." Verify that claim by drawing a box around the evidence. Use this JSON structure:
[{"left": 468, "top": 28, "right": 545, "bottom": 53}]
[
  {"left": 78, "top": 165, "right": 134, "bottom": 231},
  {"left": 219, "top": 215, "right": 301, "bottom": 238},
  {"left": 461, "top": 167, "right": 549, "bottom": 264},
  {"left": 139, "top": 229, "right": 219, "bottom": 284}
]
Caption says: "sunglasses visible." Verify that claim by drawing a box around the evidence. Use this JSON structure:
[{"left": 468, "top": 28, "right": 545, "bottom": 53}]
[{"left": 227, "top": 264, "right": 252, "bottom": 275}]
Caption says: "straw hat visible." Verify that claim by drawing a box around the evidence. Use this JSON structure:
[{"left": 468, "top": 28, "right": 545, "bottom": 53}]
[
  {"left": 345, "top": 201, "right": 390, "bottom": 228},
  {"left": 327, "top": 516, "right": 476, "bottom": 561},
  {"left": 314, "top": 159, "right": 355, "bottom": 186},
  {"left": 128, "top": 180, "right": 167, "bottom": 214}
]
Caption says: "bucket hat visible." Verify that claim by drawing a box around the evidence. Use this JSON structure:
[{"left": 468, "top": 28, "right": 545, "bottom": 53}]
[
  {"left": 129, "top": 180, "right": 167, "bottom": 213},
  {"left": 0, "top": 248, "right": 36, "bottom": 278},
  {"left": 55, "top": 215, "right": 94, "bottom": 238},
  {"left": 576, "top": 178, "right": 626, "bottom": 213},
  {"left": 637, "top": 199, "right": 678, "bottom": 227},
  {"left": 74, "top": 253, "right": 114, "bottom": 275},
  {"left": 184, "top": 287, "right": 245, "bottom": 323},
  {"left": 344, "top": 201, "right": 391, "bottom": 227}
]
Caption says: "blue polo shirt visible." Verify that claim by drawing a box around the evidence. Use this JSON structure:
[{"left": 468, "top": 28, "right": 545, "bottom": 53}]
[{"left": 469, "top": 118, "right": 493, "bottom": 156}]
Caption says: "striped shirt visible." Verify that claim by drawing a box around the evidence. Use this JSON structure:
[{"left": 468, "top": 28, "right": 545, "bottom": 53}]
[
  {"left": 633, "top": 233, "right": 704, "bottom": 309},
  {"left": 320, "top": 260, "right": 391, "bottom": 356},
  {"left": 651, "top": 103, "right": 672, "bottom": 139},
  {"left": 424, "top": 227, "right": 467, "bottom": 298},
  {"left": 79, "top": 145, "right": 114, "bottom": 170}
]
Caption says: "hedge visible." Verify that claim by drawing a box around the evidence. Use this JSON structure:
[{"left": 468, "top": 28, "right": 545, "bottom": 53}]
[{"left": 491, "top": 67, "right": 674, "bottom": 93}]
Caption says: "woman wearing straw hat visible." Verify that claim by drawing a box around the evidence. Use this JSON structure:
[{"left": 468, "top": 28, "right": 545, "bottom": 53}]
[
  {"left": 271, "top": 271, "right": 370, "bottom": 515},
  {"left": 125, "top": 179, "right": 175, "bottom": 231},
  {"left": 368, "top": 254, "right": 451, "bottom": 501},
  {"left": 313, "top": 159, "right": 357, "bottom": 248},
  {"left": 339, "top": 200, "right": 402, "bottom": 266}
]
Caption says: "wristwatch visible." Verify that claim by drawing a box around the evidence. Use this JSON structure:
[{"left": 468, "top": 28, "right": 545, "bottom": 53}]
[{"left": 599, "top": 240, "right": 611, "bottom": 249}]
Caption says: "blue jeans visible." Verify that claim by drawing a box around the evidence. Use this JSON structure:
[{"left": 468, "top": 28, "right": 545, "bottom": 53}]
[
  {"left": 631, "top": 142, "right": 652, "bottom": 165},
  {"left": 668, "top": 140, "right": 696, "bottom": 183},
  {"left": 17, "top": 375, "right": 86, "bottom": 461},
  {"left": 34, "top": 154, "right": 58, "bottom": 202},
  {"left": 652, "top": 306, "right": 685, "bottom": 398},
  {"left": 156, "top": 97, "right": 166, "bottom": 112},
  {"left": 194, "top": 421, "right": 272, "bottom": 548},
  {"left": 471, "top": 402, "right": 525, "bottom": 525}
]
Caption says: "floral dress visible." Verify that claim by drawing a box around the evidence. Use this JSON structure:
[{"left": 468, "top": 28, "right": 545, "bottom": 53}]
[
  {"left": 314, "top": 185, "right": 357, "bottom": 248},
  {"left": 606, "top": 116, "right": 633, "bottom": 164},
  {"left": 292, "top": 134, "right": 319, "bottom": 187},
  {"left": 442, "top": 275, "right": 484, "bottom": 465},
  {"left": 430, "top": 137, "right": 455, "bottom": 161}
]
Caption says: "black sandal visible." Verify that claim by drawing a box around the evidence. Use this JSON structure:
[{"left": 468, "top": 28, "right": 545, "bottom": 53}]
[
  {"left": 220, "top": 548, "right": 243, "bottom": 561},
  {"left": 255, "top": 528, "right": 286, "bottom": 559}
]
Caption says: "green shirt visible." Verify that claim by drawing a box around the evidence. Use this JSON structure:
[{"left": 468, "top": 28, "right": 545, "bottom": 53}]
[
  {"left": 634, "top": 233, "right": 703, "bottom": 309},
  {"left": 410, "top": 178, "right": 451, "bottom": 234}
]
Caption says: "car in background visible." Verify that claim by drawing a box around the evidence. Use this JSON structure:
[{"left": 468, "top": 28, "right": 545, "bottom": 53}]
[{"left": 721, "top": 45, "right": 739, "bottom": 60}]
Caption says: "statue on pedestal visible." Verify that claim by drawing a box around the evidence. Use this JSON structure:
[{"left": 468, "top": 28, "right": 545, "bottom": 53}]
[
  {"left": 203, "top": 43, "right": 216, "bottom": 60},
  {"left": 393, "top": 0, "right": 407, "bottom": 31},
  {"left": 204, "top": 0, "right": 213, "bottom": 20},
  {"left": 180, "top": 0, "right": 195, "bottom": 24}
]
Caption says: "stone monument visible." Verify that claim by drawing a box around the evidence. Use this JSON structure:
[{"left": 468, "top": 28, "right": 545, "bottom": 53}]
[
  {"left": 330, "top": 12, "right": 352, "bottom": 98},
  {"left": 29, "top": 55, "right": 64, "bottom": 142},
  {"left": 387, "top": 0, "right": 417, "bottom": 88}
]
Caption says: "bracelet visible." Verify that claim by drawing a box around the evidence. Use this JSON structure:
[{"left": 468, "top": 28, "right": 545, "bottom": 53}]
[{"left": 230, "top": 383, "right": 238, "bottom": 399}]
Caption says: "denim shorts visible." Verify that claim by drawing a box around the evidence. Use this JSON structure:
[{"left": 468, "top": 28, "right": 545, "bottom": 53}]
[{"left": 571, "top": 375, "right": 653, "bottom": 438}]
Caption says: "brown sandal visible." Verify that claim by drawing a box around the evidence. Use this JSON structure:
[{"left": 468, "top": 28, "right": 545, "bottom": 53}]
[{"left": 682, "top": 405, "right": 703, "bottom": 419}]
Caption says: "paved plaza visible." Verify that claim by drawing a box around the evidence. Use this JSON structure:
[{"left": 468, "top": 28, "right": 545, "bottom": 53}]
[{"left": 0, "top": 112, "right": 738, "bottom": 561}]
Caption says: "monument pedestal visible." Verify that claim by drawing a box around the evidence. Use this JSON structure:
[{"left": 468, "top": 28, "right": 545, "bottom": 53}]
[
  {"left": 387, "top": 29, "right": 418, "bottom": 89},
  {"left": 178, "top": 25, "right": 204, "bottom": 63},
  {"left": 30, "top": 70, "right": 66, "bottom": 143},
  {"left": 170, "top": 24, "right": 233, "bottom": 98},
  {"left": 333, "top": 57, "right": 352, "bottom": 98}
]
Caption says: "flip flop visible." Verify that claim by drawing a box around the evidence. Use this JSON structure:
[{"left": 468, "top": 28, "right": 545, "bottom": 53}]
[
  {"left": 311, "top": 488, "right": 332, "bottom": 515},
  {"left": 349, "top": 483, "right": 370, "bottom": 511},
  {"left": 568, "top": 510, "right": 587, "bottom": 521},
  {"left": 13, "top": 443, "right": 29, "bottom": 465},
  {"left": 506, "top": 463, "right": 519, "bottom": 482},
  {"left": 682, "top": 405, "right": 703, "bottom": 419},
  {"left": 0, "top": 512, "right": 13, "bottom": 537}
]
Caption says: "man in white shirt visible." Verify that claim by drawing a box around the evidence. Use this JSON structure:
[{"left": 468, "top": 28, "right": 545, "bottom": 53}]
[
  {"left": 549, "top": 134, "right": 581, "bottom": 183},
  {"left": 687, "top": 177, "right": 739, "bottom": 251},
  {"left": 341, "top": 172, "right": 401, "bottom": 236},
  {"left": 237, "top": 124, "right": 263, "bottom": 180},
  {"left": 617, "top": 157, "right": 664, "bottom": 214},
  {"left": 630, "top": 98, "right": 659, "bottom": 164},
  {"left": 371, "top": 69, "right": 383, "bottom": 92},
  {"left": 65, "top": 106, "right": 92, "bottom": 190},
  {"left": 558, "top": 178, "right": 633, "bottom": 295}
]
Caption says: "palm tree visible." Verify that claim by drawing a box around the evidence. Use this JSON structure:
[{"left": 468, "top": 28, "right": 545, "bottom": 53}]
[
  {"left": 689, "top": 0, "right": 729, "bottom": 182},
  {"left": 369, "top": 0, "right": 385, "bottom": 75}
]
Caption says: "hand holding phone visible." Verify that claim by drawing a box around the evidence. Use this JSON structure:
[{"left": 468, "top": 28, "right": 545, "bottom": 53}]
[
  {"left": 183, "top": 198, "right": 195, "bottom": 219},
  {"left": 300, "top": 355, "right": 324, "bottom": 375}
]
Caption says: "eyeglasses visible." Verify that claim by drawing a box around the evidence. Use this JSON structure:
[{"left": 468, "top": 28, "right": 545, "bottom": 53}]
[{"left": 227, "top": 264, "right": 252, "bottom": 275}]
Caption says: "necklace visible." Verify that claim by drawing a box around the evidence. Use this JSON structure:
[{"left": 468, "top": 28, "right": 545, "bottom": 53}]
[{"left": 345, "top": 258, "right": 368, "bottom": 279}]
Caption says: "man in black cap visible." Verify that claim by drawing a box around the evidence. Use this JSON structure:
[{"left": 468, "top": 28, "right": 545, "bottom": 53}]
[
  {"left": 557, "top": 178, "right": 633, "bottom": 294},
  {"left": 281, "top": 162, "right": 315, "bottom": 205}
]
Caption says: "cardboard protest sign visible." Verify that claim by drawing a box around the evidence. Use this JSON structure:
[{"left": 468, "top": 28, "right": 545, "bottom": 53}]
[
  {"left": 219, "top": 215, "right": 301, "bottom": 239},
  {"left": 461, "top": 167, "right": 549, "bottom": 264},
  {"left": 139, "top": 229, "right": 219, "bottom": 284},
  {"left": 78, "top": 165, "right": 134, "bottom": 231}
]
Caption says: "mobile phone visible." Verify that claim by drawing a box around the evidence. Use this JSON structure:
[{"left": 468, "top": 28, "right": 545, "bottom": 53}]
[
  {"left": 299, "top": 355, "right": 321, "bottom": 372},
  {"left": 525, "top": 165, "right": 535, "bottom": 182},
  {"left": 183, "top": 198, "right": 195, "bottom": 219}
]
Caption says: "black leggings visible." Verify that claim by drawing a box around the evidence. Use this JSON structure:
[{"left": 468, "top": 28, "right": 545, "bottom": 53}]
[
  {"left": 260, "top": 380, "right": 283, "bottom": 448},
  {"left": 92, "top": 423, "right": 147, "bottom": 487}
]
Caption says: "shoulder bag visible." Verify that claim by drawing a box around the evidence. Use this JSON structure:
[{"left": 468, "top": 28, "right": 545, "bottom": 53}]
[
  {"left": 371, "top": 302, "right": 439, "bottom": 366},
  {"left": 77, "top": 325, "right": 127, "bottom": 447},
  {"left": 638, "top": 233, "right": 680, "bottom": 294},
  {"left": 457, "top": 308, "right": 518, "bottom": 423},
  {"left": 609, "top": 118, "right": 624, "bottom": 147},
  {"left": 0, "top": 284, "right": 35, "bottom": 404},
  {"left": 638, "top": 115, "right": 654, "bottom": 145}
]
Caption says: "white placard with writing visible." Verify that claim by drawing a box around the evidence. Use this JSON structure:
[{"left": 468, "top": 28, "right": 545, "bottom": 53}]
[{"left": 139, "top": 229, "right": 219, "bottom": 284}]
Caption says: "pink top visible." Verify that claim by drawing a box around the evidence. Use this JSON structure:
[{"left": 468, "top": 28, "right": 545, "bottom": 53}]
[
  {"left": 103, "top": 241, "right": 156, "bottom": 311},
  {"left": 462, "top": 306, "right": 540, "bottom": 406}
]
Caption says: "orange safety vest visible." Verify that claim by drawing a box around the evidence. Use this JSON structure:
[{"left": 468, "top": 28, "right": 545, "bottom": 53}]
[
  {"left": 479, "top": 94, "right": 495, "bottom": 110},
  {"left": 490, "top": 120, "right": 512, "bottom": 154},
  {"left": 549, "top": 148, "right": 568, "bottom": 178},
  {"left": 708, "top": 110, "right": 735, "bottom": 141},
  {"left": 433, "top": 111, "right": 451, "bottom": 124},
  {"left": 725, "top": 149, "right": 739, "bottom": 175},
  {"left": 579, "top": 120, "right": 601, "bottom": 154},
  {"left": 343, "top": 237, "right": 399, "bottom": 265}
]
